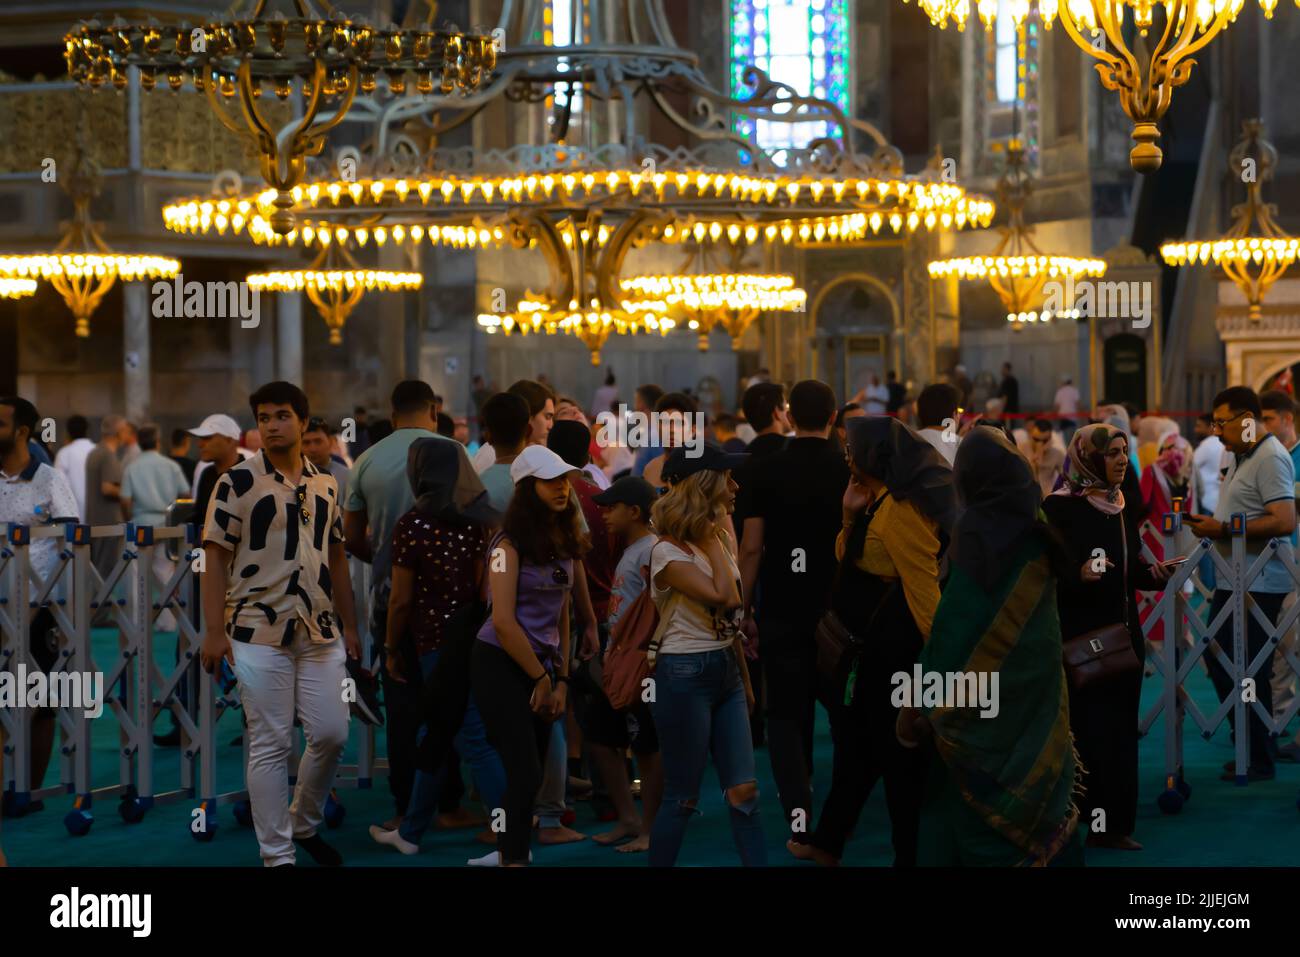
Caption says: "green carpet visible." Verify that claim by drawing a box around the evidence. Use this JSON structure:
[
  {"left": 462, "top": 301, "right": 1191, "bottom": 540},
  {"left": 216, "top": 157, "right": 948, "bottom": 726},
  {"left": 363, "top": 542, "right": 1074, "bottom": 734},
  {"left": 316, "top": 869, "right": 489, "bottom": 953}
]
[{"left": 5, "top": 628, "right": 1300, "bottom": 866}]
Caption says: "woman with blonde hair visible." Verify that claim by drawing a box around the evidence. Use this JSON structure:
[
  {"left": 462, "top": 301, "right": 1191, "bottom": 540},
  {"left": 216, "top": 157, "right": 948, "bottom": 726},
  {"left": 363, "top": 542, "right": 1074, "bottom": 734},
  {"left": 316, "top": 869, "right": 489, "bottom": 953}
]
[{"left": 647, "top": 443, "right": 764, "bottom": 866}]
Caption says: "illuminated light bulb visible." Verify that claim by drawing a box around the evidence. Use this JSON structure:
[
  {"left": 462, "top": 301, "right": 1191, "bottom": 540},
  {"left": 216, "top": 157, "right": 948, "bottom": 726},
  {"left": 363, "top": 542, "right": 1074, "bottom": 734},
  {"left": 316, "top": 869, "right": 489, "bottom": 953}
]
[
  {"left": 349, "top": 182, "right": 364, "bottom": 203},
  {"left": 370, "top": 181, "right": 385, "bottom": 201},
  {"left": 355, "top": 227, "right": 369, "bottom": 246},
  {"left": 411, "top": 225, "right": 424, "bottom": 243},
  {"left": 708, "top": 222, "right": 723, "bottom": 241},
  {"left": 482, "top": 182, "right": 495, "bottom": 201},
  {"left": 393, "top": 225, "right": 406, "bottom": 244}
]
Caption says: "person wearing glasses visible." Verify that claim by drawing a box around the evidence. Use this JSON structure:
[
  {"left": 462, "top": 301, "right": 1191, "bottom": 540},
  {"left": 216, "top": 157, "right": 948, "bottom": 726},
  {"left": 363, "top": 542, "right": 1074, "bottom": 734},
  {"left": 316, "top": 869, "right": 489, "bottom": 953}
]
[
  {"left": 199, "top": 381, "right": 362, "bottom": 867},
  {"left": 1017, "top": 418, "right": 1066, "bottom": 498},
  {"left": 1185, "top": 386, "right": 1297, "bottom": 783}
]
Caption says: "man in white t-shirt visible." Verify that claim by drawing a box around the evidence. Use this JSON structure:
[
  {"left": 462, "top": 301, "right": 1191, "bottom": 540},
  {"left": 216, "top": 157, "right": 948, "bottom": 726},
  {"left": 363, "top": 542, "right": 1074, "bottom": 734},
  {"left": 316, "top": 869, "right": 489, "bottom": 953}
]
[
  {"left": 857, "top": 375, "right": 889, "bottom": 415},
  {"left": 0, "top": 396, "right": 81, "bottom": 811},
  {"left": 1053, "top": 375, "right": 1081, "bottom": 443},
  {"left": 53, "top": 414, "right": 96, "bottom": 521},
  {"left": 1192, "top": 413, "right": 1226, "bottom": 514},
  {"left": 914, "top": 383, "right": 961, "bottom": 466}
]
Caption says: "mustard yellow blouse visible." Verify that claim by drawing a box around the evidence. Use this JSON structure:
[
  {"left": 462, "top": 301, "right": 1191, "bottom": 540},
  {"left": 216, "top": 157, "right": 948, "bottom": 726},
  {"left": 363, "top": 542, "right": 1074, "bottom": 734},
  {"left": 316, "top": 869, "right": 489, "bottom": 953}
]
[{"left": 834, "top": 494, "right": 942, "bottom": 640}]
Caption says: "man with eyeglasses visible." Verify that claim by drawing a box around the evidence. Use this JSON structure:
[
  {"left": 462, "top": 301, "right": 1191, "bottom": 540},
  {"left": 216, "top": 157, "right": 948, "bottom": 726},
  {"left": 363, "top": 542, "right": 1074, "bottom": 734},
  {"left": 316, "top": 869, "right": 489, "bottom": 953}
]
[
  {"left": 199, "top": 381, "right": 362, "bottom": 865},
  {"left": 1185, "top": 386, "right": 1297, "bottom": 783},
  {"left": 1017, "top": 418, "right": 1065, "bottom": 498}
]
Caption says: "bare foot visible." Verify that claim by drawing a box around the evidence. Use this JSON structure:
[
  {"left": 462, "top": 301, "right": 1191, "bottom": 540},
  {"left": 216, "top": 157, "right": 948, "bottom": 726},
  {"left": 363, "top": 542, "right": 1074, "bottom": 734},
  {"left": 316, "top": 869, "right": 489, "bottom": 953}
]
[
  {"left": 378, "top": 816, "right": 402, "bottom": 832},
  {"left": 437, "top": 807, "right": 487, "bottom": 830},
  {"left": 616, "top": 834, "right": 650, "bottom": 854},
  {"left": 786, "top": 839, "right": 839, "bottom": 866},
  {"left": 475, "top": 828, "right": 497, "bottom": 845},
  {"left": 1087, "top": 833, "right": 1143, "bottom": 851},
  {"left": 593, "top": 821, "right": 640, "bottom": 846},
  {"left": 537, "top": 824, "right": 587, "bottom": 845}
]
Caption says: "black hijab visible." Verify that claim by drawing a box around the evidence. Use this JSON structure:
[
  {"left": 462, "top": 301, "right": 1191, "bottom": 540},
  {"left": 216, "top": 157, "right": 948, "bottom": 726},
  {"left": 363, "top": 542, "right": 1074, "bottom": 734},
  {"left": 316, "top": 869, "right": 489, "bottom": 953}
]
[
  {"left": 949, "top": 425, "right": 1042, "bottom": 590},
  {"left": 406, "top": 437, "right": 500, "bottom": 526},
  {"left": 548, "top": 419, "right": 592, "bottom": 470},
  {"left": 845, "top": 416, "right": 957, "bottom": 533}
]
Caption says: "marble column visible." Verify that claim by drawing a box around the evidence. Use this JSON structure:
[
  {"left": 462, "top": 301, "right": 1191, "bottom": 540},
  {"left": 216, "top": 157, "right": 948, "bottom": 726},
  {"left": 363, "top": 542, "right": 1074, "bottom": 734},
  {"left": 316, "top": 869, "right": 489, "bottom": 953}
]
[
  {"left": 276, "top": 291, "right": 303, "bottom": 385},
  {"left": 123, "top": 282, "right": 150, "bottom": 422}
]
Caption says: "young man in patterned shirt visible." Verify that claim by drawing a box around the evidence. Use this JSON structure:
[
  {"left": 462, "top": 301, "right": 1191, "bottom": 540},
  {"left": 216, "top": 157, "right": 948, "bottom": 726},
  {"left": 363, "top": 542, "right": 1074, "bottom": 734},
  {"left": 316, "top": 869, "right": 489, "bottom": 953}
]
[{"left": 199, "top": 382, "right": 362, "bottom": 867}]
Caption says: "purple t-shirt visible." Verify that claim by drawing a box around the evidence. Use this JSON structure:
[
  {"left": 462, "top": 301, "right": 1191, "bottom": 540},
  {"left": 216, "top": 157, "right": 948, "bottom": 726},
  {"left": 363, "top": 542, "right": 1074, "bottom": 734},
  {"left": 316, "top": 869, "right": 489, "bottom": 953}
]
[{"left": 477, "top": 533, "right": 573, "bottom": 665}]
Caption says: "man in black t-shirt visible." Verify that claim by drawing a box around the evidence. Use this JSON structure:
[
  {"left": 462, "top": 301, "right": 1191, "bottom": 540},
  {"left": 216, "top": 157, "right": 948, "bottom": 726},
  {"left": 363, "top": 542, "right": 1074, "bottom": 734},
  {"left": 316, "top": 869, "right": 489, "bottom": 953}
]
[
  {"left": 885, "top": 371, "right": 906, "bottom": 414},
  {"left": 731, "top": 381, "right": 791, "bottom": 750},
  {"left": 738, "top": 380, "right": 849, "bottom": 837},
  {"left": 996, "top": 362, "right": 1021, "bottom": 415},
  {"left": 732, "top": 382, "right": 790, "bottom": 546}
]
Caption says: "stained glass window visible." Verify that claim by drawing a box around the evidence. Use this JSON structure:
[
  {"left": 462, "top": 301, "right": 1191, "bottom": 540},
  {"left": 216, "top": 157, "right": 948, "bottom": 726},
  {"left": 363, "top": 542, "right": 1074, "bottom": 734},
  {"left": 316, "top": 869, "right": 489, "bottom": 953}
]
[
  {"left": 730, "top": 0, "right": 851, "bottom": 153},
  {"left": 994, "top": 1, "right": 1017, "bottom": 103}
]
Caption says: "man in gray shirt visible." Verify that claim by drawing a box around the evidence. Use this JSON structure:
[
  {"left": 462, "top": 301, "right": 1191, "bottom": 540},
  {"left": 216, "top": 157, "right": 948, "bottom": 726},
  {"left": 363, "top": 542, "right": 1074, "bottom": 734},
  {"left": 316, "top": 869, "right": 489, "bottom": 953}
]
[
  {"left": 85, "top": 414, "right": 129, "bottom": 579},
  {"left": 1186, "top": 386, "right": 1297, "bottom": 782}
]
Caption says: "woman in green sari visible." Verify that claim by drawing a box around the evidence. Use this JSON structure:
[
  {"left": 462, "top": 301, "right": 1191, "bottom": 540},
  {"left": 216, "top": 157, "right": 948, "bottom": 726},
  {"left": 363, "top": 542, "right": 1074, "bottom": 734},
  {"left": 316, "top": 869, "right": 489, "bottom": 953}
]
[{"left": 900, "top": 426, "right": 1084, "bottom": 866}]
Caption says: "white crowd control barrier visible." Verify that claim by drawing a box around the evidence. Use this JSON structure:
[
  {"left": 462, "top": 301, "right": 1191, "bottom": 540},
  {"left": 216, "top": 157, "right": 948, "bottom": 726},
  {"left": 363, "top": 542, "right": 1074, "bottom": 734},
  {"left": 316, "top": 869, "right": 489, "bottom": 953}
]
[
  {"left": 0, "top": 519, "right": 384, "bottom": 841},
  {"left": 1136, "top": 505, "right": 1300, "bottom": 813}
]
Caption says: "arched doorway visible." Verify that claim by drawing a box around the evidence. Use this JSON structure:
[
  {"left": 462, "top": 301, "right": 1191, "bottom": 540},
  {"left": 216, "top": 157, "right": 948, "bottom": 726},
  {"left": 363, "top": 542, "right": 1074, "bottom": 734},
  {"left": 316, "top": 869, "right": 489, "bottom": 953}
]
[
  {"left": 1257, "top": 356, "right": 1300, "bottom": 394},
  {"left": 1103, "top": 333, "right": 1147, "bottom": 407},
  {"left": 810, "top": 274, "right": 902, "bottom": 400}
]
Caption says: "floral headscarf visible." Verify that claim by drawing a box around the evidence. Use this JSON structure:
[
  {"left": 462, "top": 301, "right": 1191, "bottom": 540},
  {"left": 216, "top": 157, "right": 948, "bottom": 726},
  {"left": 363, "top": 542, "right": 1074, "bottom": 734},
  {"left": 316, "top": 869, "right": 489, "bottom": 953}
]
[{"left": 1050, "top": 422, "right": 1127, "bottom": 515}]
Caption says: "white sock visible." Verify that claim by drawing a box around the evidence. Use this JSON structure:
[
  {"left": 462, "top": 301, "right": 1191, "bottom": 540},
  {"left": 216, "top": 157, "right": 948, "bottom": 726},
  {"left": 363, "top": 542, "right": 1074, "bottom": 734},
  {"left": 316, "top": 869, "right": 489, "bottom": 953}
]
[{"left": 467, "top": 850, "right": 532, "bottom": 866}]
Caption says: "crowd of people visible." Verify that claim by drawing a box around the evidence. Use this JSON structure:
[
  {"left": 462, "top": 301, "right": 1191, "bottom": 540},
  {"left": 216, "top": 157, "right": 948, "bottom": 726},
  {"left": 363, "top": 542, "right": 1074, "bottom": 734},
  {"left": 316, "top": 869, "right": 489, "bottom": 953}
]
[{"left": 1, "top": 364, "right": 1299, "bottom": 868}]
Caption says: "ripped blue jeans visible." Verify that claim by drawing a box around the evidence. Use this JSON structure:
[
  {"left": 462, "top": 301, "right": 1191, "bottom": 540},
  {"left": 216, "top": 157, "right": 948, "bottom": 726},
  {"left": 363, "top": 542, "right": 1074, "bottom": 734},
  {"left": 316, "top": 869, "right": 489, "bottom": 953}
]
[{"left": 649, "top": 647, "right": 766, "bottom": 866}]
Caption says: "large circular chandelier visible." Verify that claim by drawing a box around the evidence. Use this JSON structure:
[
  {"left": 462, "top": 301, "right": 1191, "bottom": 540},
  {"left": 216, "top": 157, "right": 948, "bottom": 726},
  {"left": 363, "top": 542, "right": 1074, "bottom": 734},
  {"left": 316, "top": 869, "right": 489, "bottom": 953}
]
[
  {"left": 64, "top": 0, "right": 496, "bottom": 234},
  {"left": 247, "top": 242, "right": 420, "bottom": 344},
  {"left": 158, "top": 0, "right": 999, "bottom": 360},
  {"left": 477, "top": 298, "right": 676, "bottom": 365},
  {"left": 907, "top": 0, "right": 1294, "bottom": 172},
  {"left": 929, "top": 143, "right": 1105, "bottom": 325},
  {"left": 0, "top": 279, "right": 37, "bottom": 299},
  {"left": 621, "top": 271, "right": 807, "bottom": 350},
  {"left": 1160, "top": 120, "right": 1298, "bottom": 322},
  {"left": 0, "top": 116, "right": 179, "bottom": 337}
]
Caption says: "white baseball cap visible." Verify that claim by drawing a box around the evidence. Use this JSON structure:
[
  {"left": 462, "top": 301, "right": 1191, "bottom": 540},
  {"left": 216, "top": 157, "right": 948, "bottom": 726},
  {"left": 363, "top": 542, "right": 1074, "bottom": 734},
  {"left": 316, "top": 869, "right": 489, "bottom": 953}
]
[
  {"left": 187, "top": 414, "right": 242, "bottom": 441},
  {"left": 510, "top": 445, "right": 582, "bottom": 484}
]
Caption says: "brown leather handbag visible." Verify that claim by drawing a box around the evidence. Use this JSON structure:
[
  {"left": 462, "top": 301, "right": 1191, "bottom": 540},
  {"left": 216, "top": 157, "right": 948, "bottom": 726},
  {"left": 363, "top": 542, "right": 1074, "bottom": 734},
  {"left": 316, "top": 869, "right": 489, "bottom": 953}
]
[
  {"left": 1061, "top": 623, "right": 1140, "bottom": 692},
  {"left": 1061, "top": 515, "right": 1142, "bottom": 692}
]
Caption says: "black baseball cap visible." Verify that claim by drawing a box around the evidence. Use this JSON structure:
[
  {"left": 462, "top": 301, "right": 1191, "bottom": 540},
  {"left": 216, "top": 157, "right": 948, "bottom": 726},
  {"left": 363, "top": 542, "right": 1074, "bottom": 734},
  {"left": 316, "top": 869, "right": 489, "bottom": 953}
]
[
  {"left": 592, "top": 476, "right": 659, "bottom": 515},
  {"left": 660, "top": 441, "right": 749, "bottom": 484}
]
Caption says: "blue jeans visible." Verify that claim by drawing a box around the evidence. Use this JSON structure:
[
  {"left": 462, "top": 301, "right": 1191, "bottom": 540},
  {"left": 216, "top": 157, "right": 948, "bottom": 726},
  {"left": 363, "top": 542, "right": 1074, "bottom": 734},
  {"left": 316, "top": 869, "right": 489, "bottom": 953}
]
[
  {"left": 534, "top": 719, "right": 567, "bottom": 828},
  {"left": 399, "top": 649, "right": 507, "bottom": 845},
  {"left": 649, "top": 648, "right": 766, "bottom": 866}
]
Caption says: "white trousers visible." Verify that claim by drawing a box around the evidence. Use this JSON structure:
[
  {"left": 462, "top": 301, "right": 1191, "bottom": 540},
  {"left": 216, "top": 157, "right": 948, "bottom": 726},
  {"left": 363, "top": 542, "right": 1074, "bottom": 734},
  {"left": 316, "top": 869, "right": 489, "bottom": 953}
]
[{"left": 229, "top": 628, "right": 348, "bottom": 867}]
